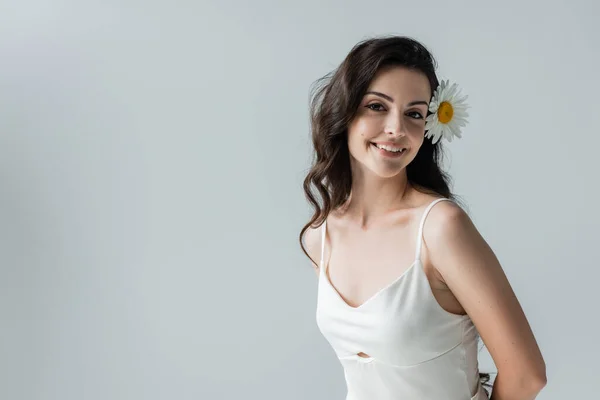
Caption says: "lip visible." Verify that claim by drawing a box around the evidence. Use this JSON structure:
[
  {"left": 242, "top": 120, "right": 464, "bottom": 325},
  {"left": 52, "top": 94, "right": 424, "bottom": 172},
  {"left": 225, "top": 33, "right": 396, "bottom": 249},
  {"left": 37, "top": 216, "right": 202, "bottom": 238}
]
[
  {"left": 371, "top": 141, "right": 405, "bottom": 147},
  {"left": 371, "top": 142, "right": 406, "bottom": 158}
]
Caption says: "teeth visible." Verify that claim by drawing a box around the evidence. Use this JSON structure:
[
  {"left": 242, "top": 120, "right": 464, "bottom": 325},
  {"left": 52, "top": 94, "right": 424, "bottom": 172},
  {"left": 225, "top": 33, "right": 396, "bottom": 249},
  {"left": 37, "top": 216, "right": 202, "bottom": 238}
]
[{"left": 373, "top": 143, "right": 405, "bottom": 153}]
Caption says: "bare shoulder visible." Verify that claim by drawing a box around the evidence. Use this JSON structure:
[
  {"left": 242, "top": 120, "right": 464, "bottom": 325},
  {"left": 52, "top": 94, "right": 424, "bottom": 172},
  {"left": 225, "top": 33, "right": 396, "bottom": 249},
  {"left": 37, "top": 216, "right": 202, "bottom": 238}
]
[
  {"left": 302, "top": 222, "right": 323, "bottom": 277},
  {"left": 410, "top": 193, "right": 465, "bottom": 226},
  {"left": 420, "top": 197, "right": 478, "bottom": 273},
  {"left": 425, "top": 197, "right": 467, "bottom": 228},
  {"left": 421, "top": 198, "right": 548, "bottom": 387}
]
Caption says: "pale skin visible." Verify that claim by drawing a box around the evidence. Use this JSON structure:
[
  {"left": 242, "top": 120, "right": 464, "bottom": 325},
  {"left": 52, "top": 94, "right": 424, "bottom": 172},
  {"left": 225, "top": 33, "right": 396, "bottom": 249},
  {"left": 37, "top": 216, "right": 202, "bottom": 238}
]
[{"left": 303, "top": 65, "right": 546, "bottom": 399}]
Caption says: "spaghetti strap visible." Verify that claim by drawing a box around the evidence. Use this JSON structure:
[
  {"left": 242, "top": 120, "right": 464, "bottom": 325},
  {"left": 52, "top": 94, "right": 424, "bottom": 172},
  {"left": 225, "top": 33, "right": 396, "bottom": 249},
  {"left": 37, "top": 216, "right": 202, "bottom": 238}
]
[{"left": 414, "top": 198, "right": 454, "bottom": 262}]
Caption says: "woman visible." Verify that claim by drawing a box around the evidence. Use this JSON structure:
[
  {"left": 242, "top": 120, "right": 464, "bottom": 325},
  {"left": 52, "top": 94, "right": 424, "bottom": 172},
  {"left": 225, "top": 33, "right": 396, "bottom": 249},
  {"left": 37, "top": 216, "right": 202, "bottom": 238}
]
[{"left": 299, "top": 36, "right": 547, "bottom": 400}]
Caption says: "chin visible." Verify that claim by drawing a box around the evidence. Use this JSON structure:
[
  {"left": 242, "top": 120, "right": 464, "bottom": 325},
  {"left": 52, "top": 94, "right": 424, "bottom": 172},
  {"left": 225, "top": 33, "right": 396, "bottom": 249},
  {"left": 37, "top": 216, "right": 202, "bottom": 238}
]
[{"left": 369, "top": 164, "right": 408, "bottom": 178}]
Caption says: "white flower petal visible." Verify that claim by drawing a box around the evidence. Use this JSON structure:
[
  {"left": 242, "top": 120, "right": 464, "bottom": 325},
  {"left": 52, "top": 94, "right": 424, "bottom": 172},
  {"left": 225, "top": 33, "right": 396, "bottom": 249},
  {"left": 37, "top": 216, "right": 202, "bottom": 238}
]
[
  {"left": 447, "top": 123, "right": 460, "bottom": 138},
  {"left": 436, "top": 129, "right": 444, "bottom": 143},
  {"left": 425, "top": 118, "right": 439, "bottom": 131},
  {"left": 446, "top": 83, "right": 459, "bottom": 99},
  {"left": 452, "top": 115, "right": 468, "bottom": 123},
  {"left": 425, "top": 79, "right": 470, "bottom": 144},
  {"left": 456, "top": 94, "right": 469, "bottom": 103}
]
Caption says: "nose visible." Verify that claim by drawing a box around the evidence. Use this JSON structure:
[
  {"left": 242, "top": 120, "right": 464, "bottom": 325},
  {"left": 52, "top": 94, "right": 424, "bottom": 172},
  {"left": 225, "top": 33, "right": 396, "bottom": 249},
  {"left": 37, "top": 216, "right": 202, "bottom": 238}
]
[{"left": 385, "top": 114, "right": 406, "bottom": 137}]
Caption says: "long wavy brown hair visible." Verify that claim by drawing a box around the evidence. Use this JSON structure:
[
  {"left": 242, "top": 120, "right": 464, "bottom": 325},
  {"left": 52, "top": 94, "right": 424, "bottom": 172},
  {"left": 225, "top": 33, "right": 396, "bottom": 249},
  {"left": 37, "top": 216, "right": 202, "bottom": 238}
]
[{"left": 298, "top": 35, "right": 494, "bottom": 395}]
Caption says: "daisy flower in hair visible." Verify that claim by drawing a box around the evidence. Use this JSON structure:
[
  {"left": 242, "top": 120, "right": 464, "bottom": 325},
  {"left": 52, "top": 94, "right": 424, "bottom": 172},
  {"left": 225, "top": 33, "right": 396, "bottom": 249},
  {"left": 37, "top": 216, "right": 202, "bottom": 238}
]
[{"left": 425, "top": 79, "right": 470, "bottom": 144}]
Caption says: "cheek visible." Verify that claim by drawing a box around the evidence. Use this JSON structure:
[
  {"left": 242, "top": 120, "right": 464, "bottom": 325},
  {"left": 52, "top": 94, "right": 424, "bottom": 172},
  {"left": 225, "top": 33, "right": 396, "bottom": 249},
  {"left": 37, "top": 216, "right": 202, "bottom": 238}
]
[
  {"left": 408, "top": 124, "right": 426, "bottom": 141},
  {"left": 347, "top": 124, "right": 373, "bottom": 157},
  {"left": 413, "top": 128, "right": 426, "bottom": 142},
  {"left": 350, "top": 119, "right": 377, "bottom": 141}
]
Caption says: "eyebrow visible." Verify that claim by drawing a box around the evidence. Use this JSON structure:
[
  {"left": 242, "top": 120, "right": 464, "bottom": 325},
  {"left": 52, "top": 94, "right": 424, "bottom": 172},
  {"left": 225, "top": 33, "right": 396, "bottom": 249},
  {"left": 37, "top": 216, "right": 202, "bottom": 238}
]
[{"left": 365, "top": 91, "right": 429, "bottom": 106}]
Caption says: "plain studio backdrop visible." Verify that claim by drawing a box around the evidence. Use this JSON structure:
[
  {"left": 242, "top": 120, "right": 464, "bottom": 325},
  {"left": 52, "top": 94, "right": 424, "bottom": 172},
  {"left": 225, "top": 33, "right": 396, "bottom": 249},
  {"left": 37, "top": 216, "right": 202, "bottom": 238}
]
[{"left": 1, "top": 1, "right": 598, "bottom": 399}]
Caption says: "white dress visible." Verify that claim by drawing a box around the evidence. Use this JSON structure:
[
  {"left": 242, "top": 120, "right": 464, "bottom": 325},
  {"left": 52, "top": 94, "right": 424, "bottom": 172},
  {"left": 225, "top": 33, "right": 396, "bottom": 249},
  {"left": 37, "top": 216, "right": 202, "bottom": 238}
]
[{"left": 316, "top": 198, "right": 489, "bottom": 399}]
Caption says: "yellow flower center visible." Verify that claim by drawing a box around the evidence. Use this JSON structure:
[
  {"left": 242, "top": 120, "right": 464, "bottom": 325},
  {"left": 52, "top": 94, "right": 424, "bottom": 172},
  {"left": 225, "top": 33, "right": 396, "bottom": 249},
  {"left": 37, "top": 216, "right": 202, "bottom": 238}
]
[{"left": 437, "top": 101, "right": 454, "bottom": 124}]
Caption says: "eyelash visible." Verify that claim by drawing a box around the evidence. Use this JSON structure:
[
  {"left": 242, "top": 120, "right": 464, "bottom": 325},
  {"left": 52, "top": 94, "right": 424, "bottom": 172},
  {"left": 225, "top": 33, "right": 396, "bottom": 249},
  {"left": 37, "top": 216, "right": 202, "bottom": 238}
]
[{"left": 366, "top": 103, "right": 424, "bottom": 119}]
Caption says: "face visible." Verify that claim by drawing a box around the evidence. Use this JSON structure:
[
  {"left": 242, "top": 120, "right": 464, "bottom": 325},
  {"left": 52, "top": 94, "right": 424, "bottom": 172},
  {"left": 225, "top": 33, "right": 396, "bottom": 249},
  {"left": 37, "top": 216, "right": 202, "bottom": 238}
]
[{"left": 347, "top": 65, "right": 431, "bottom": 178}]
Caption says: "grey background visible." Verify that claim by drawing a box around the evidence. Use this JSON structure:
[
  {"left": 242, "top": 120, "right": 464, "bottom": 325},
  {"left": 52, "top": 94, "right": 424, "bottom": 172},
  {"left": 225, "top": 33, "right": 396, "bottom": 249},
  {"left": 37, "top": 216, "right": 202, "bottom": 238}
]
[{"left": 1, "top": 1, "right": 598, "bottom": 399}]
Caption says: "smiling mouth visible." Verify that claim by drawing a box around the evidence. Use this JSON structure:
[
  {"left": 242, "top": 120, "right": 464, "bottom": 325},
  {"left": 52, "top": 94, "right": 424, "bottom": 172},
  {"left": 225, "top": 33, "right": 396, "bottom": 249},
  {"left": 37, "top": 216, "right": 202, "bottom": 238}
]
[{"left": 370, "top": 142, "right": 407, "bottom": 155}]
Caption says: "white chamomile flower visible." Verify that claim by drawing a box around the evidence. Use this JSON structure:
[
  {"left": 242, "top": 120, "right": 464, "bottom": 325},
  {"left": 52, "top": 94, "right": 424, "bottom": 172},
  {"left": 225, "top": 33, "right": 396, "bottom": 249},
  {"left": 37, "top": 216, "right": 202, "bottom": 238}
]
[{"left": 424, "top": 79, "right": 470, "bottom": 144}]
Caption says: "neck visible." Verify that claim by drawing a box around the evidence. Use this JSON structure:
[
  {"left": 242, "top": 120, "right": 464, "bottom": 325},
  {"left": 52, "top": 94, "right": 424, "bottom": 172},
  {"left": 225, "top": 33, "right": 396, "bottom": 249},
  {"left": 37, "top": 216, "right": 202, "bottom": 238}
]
[{"left": 342, "top": 171, "right": 412, "bottom": 229}]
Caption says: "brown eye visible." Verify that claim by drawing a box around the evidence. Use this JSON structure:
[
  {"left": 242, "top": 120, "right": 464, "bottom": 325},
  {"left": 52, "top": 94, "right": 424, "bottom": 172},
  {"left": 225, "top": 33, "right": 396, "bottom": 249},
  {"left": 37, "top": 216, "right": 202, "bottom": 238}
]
[
  {"left": 366, "top": 103, "right": 385, "bottom": 111},
  {"left": 407, "top": 111, "right": 424, "bottom": 119}
]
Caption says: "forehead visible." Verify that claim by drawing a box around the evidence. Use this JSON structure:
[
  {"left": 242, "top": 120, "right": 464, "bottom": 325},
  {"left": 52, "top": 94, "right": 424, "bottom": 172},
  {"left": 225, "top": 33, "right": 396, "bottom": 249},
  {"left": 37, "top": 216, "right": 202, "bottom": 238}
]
[{"left": 367, "top": 66, "right": 431, "bottom": 99}]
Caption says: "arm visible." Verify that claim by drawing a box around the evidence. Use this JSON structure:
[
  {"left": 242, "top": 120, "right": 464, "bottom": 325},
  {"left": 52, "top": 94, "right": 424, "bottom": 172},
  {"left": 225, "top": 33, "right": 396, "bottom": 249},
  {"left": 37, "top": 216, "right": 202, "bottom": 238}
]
[
  {"left": 302, "top": 225, "right": 322, "bottom": 278},
  {"left": 424, "top": 202, "right": 547, "bottom": 399}
]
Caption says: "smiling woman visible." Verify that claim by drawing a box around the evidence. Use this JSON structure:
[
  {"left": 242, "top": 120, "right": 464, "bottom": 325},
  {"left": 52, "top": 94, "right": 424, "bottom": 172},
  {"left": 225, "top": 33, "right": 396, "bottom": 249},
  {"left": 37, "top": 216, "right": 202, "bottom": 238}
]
[
  {"left": 299, "top": 35, "right": 546, "bottom": 400},
  {"left": 347, "top": 66, "right": 430, "bottom": 176}
]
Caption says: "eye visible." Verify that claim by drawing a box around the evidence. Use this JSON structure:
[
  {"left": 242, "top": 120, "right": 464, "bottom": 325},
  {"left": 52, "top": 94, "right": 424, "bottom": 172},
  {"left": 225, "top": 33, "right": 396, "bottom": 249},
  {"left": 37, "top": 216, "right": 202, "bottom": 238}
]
[
  {"left": 407, "top": 111, "right": 424, "bottom": 119},
  {"left": 366, "top": 103, "right": 385, "bottom": 112}
]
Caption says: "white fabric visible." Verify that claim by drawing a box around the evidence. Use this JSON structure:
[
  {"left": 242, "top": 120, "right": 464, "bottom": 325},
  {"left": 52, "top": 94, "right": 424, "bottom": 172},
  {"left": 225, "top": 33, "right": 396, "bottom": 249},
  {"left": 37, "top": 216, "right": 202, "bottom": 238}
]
[{"left": 316, "top": 198, "right": 489, "bottom": 399}]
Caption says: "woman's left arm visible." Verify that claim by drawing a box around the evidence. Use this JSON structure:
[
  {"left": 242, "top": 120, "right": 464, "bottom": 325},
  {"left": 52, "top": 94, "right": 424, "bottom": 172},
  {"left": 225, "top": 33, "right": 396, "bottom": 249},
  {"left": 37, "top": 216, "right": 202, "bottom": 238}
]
[{"left": 424, "top": 202, "right": 547, "bottom": 400}]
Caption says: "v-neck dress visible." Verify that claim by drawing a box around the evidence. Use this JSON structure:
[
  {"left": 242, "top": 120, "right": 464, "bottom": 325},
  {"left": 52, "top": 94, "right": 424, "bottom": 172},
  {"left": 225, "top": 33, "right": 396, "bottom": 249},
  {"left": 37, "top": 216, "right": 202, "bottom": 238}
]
[{"left": 315, "top": 198, "right": 489, "bottom": 399}]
